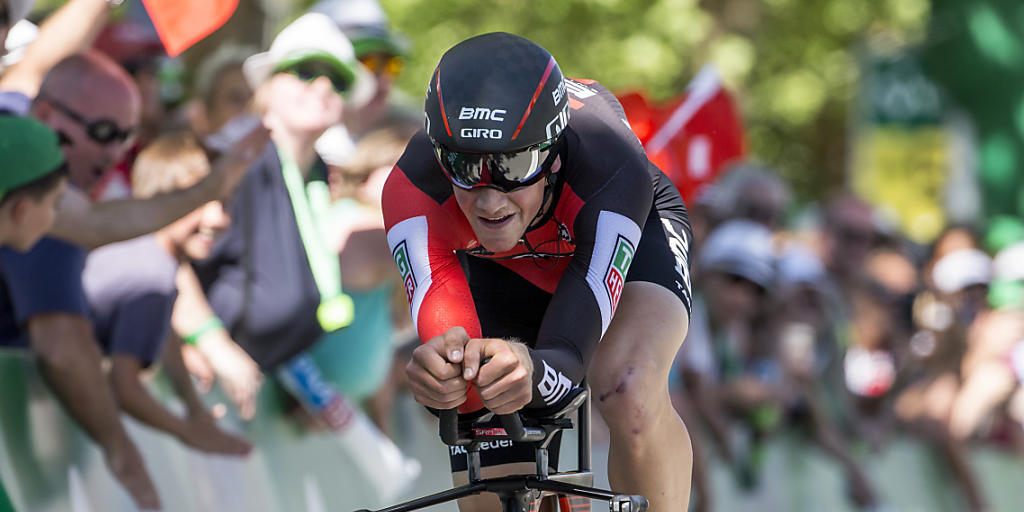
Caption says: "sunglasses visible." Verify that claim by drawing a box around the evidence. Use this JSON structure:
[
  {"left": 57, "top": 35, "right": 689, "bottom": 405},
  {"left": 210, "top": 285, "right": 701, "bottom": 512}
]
[
  {"left": 432, "top": 136, "right": 562, "bottom": 193},
  {"left": 43, "top": 96, "right": 135, "bottom": 145},
  {"left": 358, "top": 53, "right": 403, "bottom": 77},
  {"left": 277, "top": 60, "right": 351, "bottom": 95}
]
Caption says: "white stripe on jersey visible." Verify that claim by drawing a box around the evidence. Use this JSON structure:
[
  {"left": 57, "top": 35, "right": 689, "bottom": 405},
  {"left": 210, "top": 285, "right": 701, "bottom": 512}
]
[
  {"left": 386, "top": 216, "right": 433, "bottom": 338},
  {"left": 584, "top": 210, "right": 642, "bottom": 337}
]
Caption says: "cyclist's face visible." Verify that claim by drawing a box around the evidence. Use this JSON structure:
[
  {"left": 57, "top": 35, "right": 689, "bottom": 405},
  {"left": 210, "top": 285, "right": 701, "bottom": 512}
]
[{"left": 452, "top": 176, "right": 548, "bottom": 253}]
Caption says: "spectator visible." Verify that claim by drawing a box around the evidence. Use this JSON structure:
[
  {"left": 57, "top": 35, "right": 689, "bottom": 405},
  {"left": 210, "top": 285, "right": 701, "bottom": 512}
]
[
  {"left": 0, "top": 115, "right": 67, "bottom": 251},
  {"left": 188, "top": 43, "right": 257, "bottom": 137},
  {"left": 0, "top": 50, "right": 160, "bottom": 510},
  {"left": 707, "top": 162, "right": 791, "bottom": 230},
  {"left": 313, "top": 122, "right": 418, "bottom": 433},
  {"left": 0, "top": 0, "right": 266, "bottom": 250},
  {"left": 821, "top": 192, "right": 880, "bottom": 291},
  {"left": 91, "top": 21, "right": 171, "bottom": 200},
  {"left": 82, "top": 131, "right": 252, "bottom": 456},
  {"left": 312, "top": 0, "right": 417, "bottom": 166},
  {"left": 194, "top": 13, "right": 418, "bottom": 501},
  {"left": 679, "top": 219, "right": 776, "bottom": 489}
]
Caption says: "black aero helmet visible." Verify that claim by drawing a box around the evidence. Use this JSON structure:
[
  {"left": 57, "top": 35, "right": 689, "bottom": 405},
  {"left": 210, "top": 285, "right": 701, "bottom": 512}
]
[{"left": 425, "top": 32, "right": 570, "bottom": 192}]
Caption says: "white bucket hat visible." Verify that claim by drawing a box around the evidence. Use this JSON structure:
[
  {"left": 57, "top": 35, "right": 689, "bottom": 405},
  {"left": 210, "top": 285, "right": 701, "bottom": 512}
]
[{"left": 242, "top": 13, "right": 375, "bottom": 108}]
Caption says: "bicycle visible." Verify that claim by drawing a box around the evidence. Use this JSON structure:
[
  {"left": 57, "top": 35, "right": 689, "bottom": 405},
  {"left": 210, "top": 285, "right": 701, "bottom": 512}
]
[{"left": 355, "top": 386, "right": 648, "bottom": 512}]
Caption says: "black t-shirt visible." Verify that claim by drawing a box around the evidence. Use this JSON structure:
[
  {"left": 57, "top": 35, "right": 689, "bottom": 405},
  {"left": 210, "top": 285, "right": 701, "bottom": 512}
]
[{"left": 194, "top": 143, "right": 329, "bottom": 370}]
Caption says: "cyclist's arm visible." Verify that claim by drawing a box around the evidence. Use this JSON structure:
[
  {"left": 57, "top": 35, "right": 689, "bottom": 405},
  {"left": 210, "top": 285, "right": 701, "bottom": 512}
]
[
  {"left": 382, "top": 163, "right": 487, "bottom": 411},
  {"left": 524, "top": 162, "right": 654, "bottom": 408}
]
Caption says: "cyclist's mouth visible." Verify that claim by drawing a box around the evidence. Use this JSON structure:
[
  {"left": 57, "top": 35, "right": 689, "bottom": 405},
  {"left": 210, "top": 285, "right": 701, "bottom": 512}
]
[{"left": 478, "top": 214, "right": 514, "bottom": 228}]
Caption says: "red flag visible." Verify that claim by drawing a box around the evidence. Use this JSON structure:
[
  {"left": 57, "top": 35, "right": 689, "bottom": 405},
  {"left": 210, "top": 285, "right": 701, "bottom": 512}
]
[
  {"left": 141, "top": 0, "right": 238, "bottom": 57},
  {"left": 619, "top": 66, "right": 746, "bottom": 204}
]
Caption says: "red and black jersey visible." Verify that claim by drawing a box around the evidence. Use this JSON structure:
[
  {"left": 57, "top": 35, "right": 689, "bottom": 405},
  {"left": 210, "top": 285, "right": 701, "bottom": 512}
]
[{"left": 383, "top": 79, "right": 692, "bottom": 412}]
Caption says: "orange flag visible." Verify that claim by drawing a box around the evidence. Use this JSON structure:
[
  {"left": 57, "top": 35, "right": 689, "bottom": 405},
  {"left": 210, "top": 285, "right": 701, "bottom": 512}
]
[{"left": 141, "top": 0, "right": 238, "bottom": 57}]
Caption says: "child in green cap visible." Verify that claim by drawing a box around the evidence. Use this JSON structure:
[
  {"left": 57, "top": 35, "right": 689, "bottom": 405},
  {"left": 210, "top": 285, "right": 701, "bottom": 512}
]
[{"left": 0, "top": 115, "right": 67, "bottom": 251}]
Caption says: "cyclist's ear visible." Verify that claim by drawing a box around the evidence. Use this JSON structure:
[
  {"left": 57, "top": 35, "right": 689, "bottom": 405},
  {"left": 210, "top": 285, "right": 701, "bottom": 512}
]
[
  {"left": 442, "top": 326, "right": 471, "bottom": 363},
  {"left": 550, "top": 155, "right": 562, "bottom": 174}
]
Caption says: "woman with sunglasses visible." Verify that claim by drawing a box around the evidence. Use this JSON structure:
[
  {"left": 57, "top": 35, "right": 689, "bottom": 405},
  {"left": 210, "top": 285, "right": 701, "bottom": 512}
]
[
  {"left": 194, "top": 13, "right": 420, "bottom": 503},
  {"left": 383, "top": 32, "right": 695, "bottom": 511}
]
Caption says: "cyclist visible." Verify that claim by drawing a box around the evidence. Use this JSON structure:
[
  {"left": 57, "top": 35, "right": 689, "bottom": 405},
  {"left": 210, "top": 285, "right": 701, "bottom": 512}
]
[{"left": 383, "top": 32, "right": 693, "bottom": 511}]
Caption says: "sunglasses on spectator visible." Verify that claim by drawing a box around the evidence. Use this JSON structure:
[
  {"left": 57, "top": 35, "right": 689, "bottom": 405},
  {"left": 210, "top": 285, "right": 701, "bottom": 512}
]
[
  {"left": 42, "top": 95, "right": 136, "bottom": 145},
  {"left": 723, "top": 273, "right": 767, "bottom": 297},
  {"left": 276, "top": 59, "right": 351, "bottom": 95},
  {"left": 358, "top": 53, "right": 403, "bottom": 77}
]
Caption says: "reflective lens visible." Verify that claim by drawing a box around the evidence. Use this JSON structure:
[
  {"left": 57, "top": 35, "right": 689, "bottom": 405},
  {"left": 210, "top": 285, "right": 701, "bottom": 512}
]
[
  {"left": 433, "top": 137, "right": 561, "bottom": 192},
  {"left": 358, "top": 53, "right": 404, "bottom": 77}
]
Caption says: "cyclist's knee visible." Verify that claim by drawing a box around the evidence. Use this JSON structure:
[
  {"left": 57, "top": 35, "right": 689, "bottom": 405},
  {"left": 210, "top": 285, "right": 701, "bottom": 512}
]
[{"left": 590, "top": 359, "right": 669, "bottom": 437}]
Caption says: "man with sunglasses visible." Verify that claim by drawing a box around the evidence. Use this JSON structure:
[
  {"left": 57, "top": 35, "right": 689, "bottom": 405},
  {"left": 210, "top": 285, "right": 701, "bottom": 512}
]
[
  {"left": 383, "top": 33, "right": 694, "bottom": 511},
  {"left": 0, "top": 0, "right": 265, "bottom": 250}
]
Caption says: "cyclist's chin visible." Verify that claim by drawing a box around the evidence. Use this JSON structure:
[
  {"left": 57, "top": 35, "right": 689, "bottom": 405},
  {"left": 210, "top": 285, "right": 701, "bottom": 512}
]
[{"left": 474, "top": 230, "right": 522, "bottom": 253}]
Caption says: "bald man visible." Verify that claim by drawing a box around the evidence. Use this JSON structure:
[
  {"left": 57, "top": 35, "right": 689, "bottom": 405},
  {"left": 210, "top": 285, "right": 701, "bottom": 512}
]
[
  {"left": 0, "top": 52, "right": 163, "bottom": 510},
  {"left": 0, "top": 0, "right": 264, "bottom": 250}
]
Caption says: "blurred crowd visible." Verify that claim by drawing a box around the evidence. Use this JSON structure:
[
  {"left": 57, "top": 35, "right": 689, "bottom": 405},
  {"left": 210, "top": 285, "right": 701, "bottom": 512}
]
[
  {"left": 1, "top": 0, "right": 1023, "bottom": 511},
  {"left": 675, "top": 165, "right": 1024, "bottom": 512}
]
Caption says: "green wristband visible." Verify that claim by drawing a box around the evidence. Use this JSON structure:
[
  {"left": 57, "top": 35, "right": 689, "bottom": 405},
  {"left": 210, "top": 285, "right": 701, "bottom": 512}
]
[{"left": 183, "top": 316, "right": 224, "bottom": 346}]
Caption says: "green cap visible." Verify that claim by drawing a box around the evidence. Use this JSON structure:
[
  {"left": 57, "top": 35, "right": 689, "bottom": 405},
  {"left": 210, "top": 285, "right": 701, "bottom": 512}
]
[{"left": 0, "top": 116, "right": 65, "bottom": 201}]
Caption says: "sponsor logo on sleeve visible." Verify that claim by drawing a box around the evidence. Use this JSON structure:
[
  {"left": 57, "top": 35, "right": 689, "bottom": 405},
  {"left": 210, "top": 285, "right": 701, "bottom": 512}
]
[
  {"left": 604, "top": 236, "right": 636, "bottom": 312},
  {"left": 538, "top": 360, "right": 573, "bottom": 405},
  {"left": 393, "top": 241, "right": 416, "bottom": 302}
]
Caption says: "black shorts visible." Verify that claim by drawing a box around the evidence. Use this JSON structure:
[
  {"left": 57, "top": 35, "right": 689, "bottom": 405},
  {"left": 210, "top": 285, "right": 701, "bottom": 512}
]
[{"left": 627, "top": 170, "right": 693, "bottom": 317}]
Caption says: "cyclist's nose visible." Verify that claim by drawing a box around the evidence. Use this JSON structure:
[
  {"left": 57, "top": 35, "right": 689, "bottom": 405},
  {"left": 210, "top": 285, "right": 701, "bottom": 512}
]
[{"left": 473, "top": 187, "right": 508, "bottom": 215}]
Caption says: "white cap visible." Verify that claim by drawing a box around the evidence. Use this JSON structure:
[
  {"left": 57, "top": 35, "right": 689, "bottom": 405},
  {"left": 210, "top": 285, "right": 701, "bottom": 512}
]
[
  {"left": 777, "top": 244, "right": 826, "bottom": 288},
  {"left": 2, "top": 19, "right": 37, "bottom": 69},
  {"left": 242, "top": 13, "right": 375, "bottom": 108},
  {"left": 994, "top": 242, "right": 1024, "bottom": 282},
  {"left": 699, "top": 219, "right": 775, "bottom": 289},
  {"left": 931, "top": 248, "right": 992, "bottom": 294}
]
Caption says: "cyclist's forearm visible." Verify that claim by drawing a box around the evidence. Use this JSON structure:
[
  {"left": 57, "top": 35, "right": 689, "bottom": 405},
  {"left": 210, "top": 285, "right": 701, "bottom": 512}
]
[{"left": 525, "top": 346, "right": 585, "bottom": 409}]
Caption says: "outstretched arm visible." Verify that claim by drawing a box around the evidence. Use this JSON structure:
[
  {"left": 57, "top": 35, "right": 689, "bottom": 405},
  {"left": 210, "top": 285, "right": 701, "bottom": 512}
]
[
  {"left": 0, "top": 0, "right": 113, "bottom": 97},
  {"left": 51, "top": 126, "right": 268, "bottom": 249}
]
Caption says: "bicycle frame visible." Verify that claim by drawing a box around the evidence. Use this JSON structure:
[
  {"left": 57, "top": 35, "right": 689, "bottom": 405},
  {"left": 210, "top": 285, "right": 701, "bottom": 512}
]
[{"left": 354, "top": 387, "right": 648, "bottom": 512}]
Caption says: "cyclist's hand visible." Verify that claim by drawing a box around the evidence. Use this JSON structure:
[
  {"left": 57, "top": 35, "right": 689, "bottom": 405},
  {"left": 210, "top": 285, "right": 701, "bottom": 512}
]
[
  {"left": 462, "top": 338, "right": 533, "bottom": 415},
  {"left": 407, "top": 326, "right": 470, "bottom": 409}
]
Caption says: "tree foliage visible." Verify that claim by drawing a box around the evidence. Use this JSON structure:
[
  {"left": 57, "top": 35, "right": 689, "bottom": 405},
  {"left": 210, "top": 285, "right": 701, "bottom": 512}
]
[{"left": 383, "top": 0, "right": 931, "bottom": 199}]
